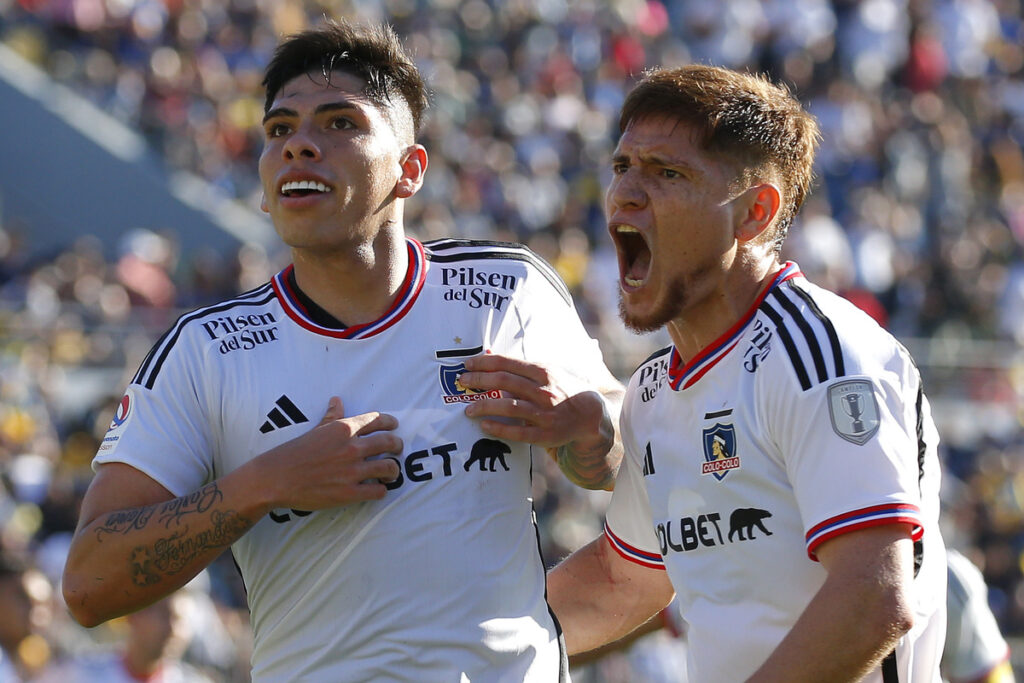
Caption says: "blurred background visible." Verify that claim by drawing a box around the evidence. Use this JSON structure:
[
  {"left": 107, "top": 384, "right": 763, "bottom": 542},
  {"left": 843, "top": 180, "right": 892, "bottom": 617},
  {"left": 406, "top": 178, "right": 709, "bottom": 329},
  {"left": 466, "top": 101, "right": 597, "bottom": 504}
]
[{"left": 0, "top": 0, "right": 1022, "bottom": 680}]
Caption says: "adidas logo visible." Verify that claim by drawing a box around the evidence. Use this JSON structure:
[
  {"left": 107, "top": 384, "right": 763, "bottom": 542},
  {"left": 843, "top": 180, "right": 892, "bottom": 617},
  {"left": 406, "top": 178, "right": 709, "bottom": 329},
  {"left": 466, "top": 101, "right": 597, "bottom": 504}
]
[
  {"left": 642, "top": 442, "right": 655, "bottom": 476},
  {"left": 260, "top": 395, "right": 309, "bottom": 433}
]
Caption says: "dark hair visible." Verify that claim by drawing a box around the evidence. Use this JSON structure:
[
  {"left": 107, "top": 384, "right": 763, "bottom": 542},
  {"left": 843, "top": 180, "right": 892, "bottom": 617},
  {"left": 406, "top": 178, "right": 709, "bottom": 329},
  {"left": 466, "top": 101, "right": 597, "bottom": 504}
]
[
  {"left": 262, "top": 20, "right": 428, "bottom": 137},
  {"left": 620, "top": 65, "right": 820, "bottom": 252}
]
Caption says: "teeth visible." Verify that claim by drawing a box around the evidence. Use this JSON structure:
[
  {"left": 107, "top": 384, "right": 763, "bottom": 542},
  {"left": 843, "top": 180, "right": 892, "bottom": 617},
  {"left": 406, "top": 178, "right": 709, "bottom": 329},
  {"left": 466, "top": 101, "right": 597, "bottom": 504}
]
[
  {"left": 624, "top": 276, "right": 645, "bottom": 286},
  {"left": 281, "top": 180, "right": 331, "bottom": 194},
  {"left": 616, "top": 225, "right": 640, "bottom": 234}
]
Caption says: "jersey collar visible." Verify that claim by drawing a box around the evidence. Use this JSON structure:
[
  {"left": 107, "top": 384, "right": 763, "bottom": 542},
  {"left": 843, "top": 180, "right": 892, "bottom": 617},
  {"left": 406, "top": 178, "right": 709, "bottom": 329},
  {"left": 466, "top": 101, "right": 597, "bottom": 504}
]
[
  {"left": 667, "top": 262, "right": 801, "bottom": 391},
  {"left": 272, "top": 238, "right": 427, "bottom": 339}
]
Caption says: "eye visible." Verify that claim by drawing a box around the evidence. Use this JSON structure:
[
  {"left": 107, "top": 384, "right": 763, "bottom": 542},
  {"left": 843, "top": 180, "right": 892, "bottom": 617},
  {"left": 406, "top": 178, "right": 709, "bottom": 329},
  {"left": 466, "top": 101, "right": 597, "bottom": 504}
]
[
  {"left": 661, "top": 168, "right": 681, "bottom": 179},
  {"left": 266, "top": 122, "right": 290, "bottom": 138},
  {"left": 612, "top": 162, "right": 629, "bottom": 175},
  {"left": 329, "top": 116, "right": 356, "bottom": 131}
]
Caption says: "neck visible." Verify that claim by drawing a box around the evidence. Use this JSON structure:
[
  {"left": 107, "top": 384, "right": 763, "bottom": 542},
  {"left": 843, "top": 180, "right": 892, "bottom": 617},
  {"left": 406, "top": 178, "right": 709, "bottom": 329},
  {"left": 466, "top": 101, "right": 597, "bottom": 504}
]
[
  {"left": 291, "top": 230, "right": 410, "bottom": 326},
  {"left": 667, "top": 257, "right": 782, "bottom": 364}
]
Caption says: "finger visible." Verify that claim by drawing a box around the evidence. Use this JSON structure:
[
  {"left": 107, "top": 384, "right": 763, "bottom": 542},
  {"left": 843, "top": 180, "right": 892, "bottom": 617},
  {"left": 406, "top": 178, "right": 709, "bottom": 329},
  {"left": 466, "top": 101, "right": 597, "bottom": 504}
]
[
  {"left": 463, "top": 354, "right": 548, "bottom": 385},
  {"left": 351, "top": 480, "right": 390, "bottom": 501},
  {"left": 465, "top": 396, "right": 536, "bottom": 422},
  {"left": 353, "top": 433, "right": 404, "bottom": 458},
  {"left": 345, "top": 411, "right": 400, "bottom": 436},
  {"left": 459, "top": 370, "right": 547, "bottom": 403},
  {"left": 362, "top": 455, "right": 402, "bottom": 483},
  {"left": 318, "top": 396, "right": 345, "bottom": 426}
]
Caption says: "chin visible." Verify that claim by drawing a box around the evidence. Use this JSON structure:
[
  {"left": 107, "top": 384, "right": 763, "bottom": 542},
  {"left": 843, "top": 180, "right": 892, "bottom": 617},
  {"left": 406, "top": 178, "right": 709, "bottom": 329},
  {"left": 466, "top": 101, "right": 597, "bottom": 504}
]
[{"left": 618, "top": 280, "right": 685, "bottom": 333}]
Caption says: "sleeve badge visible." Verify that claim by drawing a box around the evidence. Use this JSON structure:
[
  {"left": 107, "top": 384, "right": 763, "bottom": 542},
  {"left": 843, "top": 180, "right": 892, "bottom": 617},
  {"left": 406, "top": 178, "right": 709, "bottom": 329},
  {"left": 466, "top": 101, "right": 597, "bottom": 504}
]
[{"left": 827, "top": 379, "right": 880, "bottom": 445}]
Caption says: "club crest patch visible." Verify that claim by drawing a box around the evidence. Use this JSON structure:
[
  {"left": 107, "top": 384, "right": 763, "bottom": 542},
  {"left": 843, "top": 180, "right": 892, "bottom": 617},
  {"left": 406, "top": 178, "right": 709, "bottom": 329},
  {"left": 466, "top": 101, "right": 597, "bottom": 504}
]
[
  {"left": 827, "top": 379, "right": 880, "bottom": 445},
  {"left": 439, "top": 362, "right": 501, "bottom": 405},
  {"left": 702, "top": 423, "right": 740, "bottom": 480}
]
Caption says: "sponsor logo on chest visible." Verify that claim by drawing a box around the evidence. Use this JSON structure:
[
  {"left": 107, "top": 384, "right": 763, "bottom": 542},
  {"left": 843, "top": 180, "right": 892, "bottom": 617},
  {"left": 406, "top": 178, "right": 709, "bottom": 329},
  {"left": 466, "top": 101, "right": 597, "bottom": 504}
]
[
  {"left": 202, "top": 312, "right": 281, "bottom": 355},
  {"left": 440, "top": 266, "right": 517, "bottom": 311}
]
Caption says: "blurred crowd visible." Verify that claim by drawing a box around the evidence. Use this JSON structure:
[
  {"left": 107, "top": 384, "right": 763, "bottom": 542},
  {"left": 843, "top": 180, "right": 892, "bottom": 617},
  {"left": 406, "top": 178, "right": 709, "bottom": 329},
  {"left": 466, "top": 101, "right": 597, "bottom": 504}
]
[{"left": 1, "top": 0, "right": 1024, "bottom": 680}]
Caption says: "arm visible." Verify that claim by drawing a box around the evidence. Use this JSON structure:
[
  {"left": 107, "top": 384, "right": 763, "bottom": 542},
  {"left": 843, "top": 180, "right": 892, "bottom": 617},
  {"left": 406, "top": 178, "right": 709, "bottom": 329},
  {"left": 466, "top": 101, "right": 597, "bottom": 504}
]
[
  {"left": 459, "top": 353, "right": 623, "bottom": 490},
  {"left": 63, "top": 397, "right": 401, "bottom": 627},
  {"left": 547, "top": 535, "right": 675, "bottom": 655},
  {"left": 746, "top": 524, "right": 916, "bottom": 683}
]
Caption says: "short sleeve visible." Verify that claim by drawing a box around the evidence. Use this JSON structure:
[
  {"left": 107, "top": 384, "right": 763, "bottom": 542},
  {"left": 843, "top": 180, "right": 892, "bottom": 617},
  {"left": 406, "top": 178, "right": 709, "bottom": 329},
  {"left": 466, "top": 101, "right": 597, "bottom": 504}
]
[
  {"left": 94, "top": 331, "right": 214, "bottom": 496},
  {"left": 767, "top": 365, "right": 926, "bottom": 560},
  {"left": 603, "top": 412, "right": 664, "bottom": 570}
]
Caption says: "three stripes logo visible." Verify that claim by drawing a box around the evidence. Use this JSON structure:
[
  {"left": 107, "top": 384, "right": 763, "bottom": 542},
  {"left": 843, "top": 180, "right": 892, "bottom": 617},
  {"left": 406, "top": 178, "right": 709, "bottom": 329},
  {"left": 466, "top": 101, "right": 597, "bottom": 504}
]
[
  {"left": 259, "top": 395, "right": 309, "bottom": 434},
  {"left": 642, "top": 442, "right": 655, "bottom": 476}
]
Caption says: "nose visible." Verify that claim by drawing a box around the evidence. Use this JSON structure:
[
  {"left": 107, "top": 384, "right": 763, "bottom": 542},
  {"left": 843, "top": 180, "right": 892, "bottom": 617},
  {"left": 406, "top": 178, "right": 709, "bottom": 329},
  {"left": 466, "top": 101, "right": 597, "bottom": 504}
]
[
  {"left": 282, "top": 124, "right": 321, "bottom": 161},
  {"left": 608, "top": 168, "right": 647, "bottom": 210}
]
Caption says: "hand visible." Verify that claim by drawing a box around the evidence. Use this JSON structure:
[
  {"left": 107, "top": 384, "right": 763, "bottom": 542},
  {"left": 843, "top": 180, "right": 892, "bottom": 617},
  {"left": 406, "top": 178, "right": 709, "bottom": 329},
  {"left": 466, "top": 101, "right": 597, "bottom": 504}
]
[
  {"left": 459, "top": 353, "right": 609, "bottom": 451},
  {"left": 256, "top": 396, "right": 403, "bottom": 510}
]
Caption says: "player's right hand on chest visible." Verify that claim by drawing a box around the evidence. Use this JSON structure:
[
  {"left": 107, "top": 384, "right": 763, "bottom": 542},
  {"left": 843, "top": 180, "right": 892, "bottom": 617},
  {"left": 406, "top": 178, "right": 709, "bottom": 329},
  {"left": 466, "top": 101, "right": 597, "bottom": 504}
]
[{"left": 256, "top": 396, "right": 403, "bottom": 510}]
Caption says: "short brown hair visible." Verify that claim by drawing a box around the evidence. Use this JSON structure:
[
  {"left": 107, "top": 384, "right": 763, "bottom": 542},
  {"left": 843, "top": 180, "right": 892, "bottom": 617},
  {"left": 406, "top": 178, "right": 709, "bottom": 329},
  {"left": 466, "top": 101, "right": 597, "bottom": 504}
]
[
  {"left": 263, "top": 20, "right": 428, "bottom": 138},
  {"left": 620, "top": 65, "right": 820, "bottom": 252}
]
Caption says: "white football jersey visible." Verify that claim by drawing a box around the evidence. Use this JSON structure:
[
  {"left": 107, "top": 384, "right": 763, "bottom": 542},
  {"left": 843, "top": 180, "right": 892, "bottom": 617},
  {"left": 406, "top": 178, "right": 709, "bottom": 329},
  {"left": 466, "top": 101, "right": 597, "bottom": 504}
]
[
  {"left": 943, "top": 549, "right": 1011, "bottom": 682},
  {"left": 605, "top": 263, "right": 946, "bottom": 682},
  {"left": 96, "top": 238, "right": 611, "bottom": 682}
]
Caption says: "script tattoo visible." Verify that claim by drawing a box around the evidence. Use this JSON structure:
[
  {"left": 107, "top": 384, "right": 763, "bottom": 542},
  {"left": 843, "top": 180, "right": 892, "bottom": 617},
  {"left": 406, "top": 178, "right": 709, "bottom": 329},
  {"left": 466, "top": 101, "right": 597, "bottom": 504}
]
[
  {"left": 95, "top": 484, "right": 225, "bottom": 541},
  {"left": 157, "top": 484, "right": 224, "bottom": 528},
  {"left": 128, "top": 511, "right": 252, "bottom": 586}
]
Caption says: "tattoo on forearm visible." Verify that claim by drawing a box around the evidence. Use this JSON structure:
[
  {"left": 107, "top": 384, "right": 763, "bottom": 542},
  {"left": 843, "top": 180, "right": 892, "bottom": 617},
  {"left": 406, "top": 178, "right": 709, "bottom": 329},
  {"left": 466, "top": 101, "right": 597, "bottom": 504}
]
[
  {"left": 128, "top": 510, "right": 252, "bottom": 586},
  {"left": 96, "top": 484, "right": 225, "bottom": 540},
  {"left": 557, "top": 444, "right": 617, "bottom": 490},
  {"left": 92, "top": 483, "right": 252, "bottom": 587},
  {"left": 157, "top": 485, "right": 224, "bottom": 527}
]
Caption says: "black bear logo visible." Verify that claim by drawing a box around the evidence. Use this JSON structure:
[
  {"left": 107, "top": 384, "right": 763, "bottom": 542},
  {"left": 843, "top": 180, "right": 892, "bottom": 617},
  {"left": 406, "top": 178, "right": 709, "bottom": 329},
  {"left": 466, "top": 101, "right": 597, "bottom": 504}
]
[
  {"left": 727, "top": 508, "right": 773, "bottom": 542},
  {"left": 464, "top": 438, "right": 511, "bottom": 472}
]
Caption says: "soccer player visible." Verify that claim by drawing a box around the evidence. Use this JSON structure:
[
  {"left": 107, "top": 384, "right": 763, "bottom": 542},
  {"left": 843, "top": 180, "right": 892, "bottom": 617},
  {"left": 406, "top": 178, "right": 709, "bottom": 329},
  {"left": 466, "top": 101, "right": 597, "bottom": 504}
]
[
  {"left": 943, "top": 549, "right": 1015, "bottom": 683},
  {"left": 61, "top": 20, "right": 622, "bottom": 682},
  {"left": 547, "top": 65, "right": 947, "bottom": 682}
]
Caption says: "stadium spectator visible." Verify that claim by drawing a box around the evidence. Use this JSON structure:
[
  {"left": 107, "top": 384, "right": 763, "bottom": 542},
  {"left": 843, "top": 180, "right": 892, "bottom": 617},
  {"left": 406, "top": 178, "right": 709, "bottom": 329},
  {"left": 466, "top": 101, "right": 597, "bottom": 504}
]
[{"left": 36, "top": 590, "right": 216, "bottom": 683}]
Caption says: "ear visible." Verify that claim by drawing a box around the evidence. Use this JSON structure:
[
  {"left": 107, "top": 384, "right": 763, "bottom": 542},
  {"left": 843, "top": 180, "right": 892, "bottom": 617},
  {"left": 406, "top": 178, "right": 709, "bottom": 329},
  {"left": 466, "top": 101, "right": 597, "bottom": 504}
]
[
  {"left": 395, "top": 145, "right": 428, "bottom": 199},
  {"left": 735, "top": 184, "right": 781, "bottom": 243}
]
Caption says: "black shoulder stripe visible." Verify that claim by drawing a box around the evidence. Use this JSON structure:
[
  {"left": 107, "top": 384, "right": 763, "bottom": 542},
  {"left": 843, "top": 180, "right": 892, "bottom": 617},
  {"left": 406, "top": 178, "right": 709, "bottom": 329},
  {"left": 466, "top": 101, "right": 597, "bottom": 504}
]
[
  {"left": 632, "top": 345, "right": 672, "bottom": 376},
  {"left": 424, "top": 237, "right": 524, "bottom": 252},
  {"left": 760, "top": 302, "right": 812, "bottom": 391},
  {"left": 426, "top": 248, "right": 572, "bottom": 306},
  {"left": 770, "top": 289, "right": 828, "bottom": 383},
  {"left": 134, "top": 286, "right": 276, "bottom": 390},
  {"left": 788, "top": 283, "right": 845, "bottom": 377}
]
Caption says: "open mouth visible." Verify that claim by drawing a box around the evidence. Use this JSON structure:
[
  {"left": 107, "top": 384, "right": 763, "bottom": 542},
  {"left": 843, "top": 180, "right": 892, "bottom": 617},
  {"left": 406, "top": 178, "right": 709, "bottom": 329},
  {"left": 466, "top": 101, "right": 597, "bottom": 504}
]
[
  {"left": 614, "top": 225, "right": 651, "bottom": 287},
  {"left": 280, "top": 180, "right": 333, "bottom": 198}
]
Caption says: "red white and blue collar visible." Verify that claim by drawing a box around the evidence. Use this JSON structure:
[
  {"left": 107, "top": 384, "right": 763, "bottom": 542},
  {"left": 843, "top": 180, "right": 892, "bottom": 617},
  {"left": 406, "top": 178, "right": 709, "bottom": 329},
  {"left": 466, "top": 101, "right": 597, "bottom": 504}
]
[
  {"left": 667, "top": 262, "right": 801, "bottom": 391},
  {"left": 272, "top": 238, "right": 427, "bottom": 339}
]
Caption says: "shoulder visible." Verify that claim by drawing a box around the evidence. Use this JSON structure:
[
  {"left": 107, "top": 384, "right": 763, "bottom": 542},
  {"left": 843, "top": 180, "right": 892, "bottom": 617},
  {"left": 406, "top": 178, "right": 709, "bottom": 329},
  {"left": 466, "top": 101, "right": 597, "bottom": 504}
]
[
  {"left": 622, "top": 345, "right": 673, "bottom": 410},
  {"left": 422, "top": 238, "right": 571, "bottom": 305},
  {"left": 755, "top": 275, "right": 907, "bottom": 393},
  {"left": 131, "top": 282, "right": 278, "bottom": 390}
]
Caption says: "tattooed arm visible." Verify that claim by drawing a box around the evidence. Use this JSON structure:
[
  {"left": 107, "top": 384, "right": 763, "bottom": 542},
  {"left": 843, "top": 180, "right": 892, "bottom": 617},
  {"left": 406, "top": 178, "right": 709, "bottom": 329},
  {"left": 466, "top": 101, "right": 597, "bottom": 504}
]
[{"left": 62, "top": 397, "right": 403, "bottom": 627}]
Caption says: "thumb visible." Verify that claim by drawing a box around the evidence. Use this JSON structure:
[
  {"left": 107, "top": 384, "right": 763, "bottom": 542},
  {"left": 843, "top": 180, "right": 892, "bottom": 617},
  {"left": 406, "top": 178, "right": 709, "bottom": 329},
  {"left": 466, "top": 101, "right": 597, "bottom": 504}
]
[{"left": 318, "top": 396, "right": 345, "bottom": 426}]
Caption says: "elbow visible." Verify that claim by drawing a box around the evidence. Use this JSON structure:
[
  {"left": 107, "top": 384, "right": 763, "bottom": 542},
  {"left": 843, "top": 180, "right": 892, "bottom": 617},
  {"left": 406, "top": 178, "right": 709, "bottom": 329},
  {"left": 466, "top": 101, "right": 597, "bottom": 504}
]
[
  {"left": 61, "top": 573, "right": 108, "bottom": 628},
  {"left": 875, "top": 587, "right": 915, "bottom": 647}
]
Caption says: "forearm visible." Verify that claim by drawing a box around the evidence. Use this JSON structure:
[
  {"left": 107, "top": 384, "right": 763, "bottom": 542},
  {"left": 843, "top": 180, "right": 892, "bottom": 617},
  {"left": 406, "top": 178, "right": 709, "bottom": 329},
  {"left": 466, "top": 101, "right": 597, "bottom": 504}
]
[
  {"left": 547, "top": 537, "right": 672, "bottom": 654},
  {"left": 64, "top": 469, "right": 270, "bottom": 626}
]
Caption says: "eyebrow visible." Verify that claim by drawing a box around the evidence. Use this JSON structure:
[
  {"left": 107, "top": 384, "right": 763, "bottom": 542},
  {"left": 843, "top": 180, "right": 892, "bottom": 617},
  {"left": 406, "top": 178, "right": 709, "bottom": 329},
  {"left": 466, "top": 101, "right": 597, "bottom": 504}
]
[
  {"left": 612, "top": 151, "right": 701, "bottom": 176},
  {"left": 262, "top": 100, "right": 361, "bottom": 125}
]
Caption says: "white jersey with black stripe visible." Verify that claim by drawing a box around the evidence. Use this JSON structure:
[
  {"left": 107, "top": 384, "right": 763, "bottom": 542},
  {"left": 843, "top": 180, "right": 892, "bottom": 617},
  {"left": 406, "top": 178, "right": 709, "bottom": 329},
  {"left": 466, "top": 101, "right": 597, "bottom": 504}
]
[
  {"left": 96, "top": 238, "right": 609, "bottom": 682},
  {"left": 605, "top": 262, "right": 946, "bottom": 682}
]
